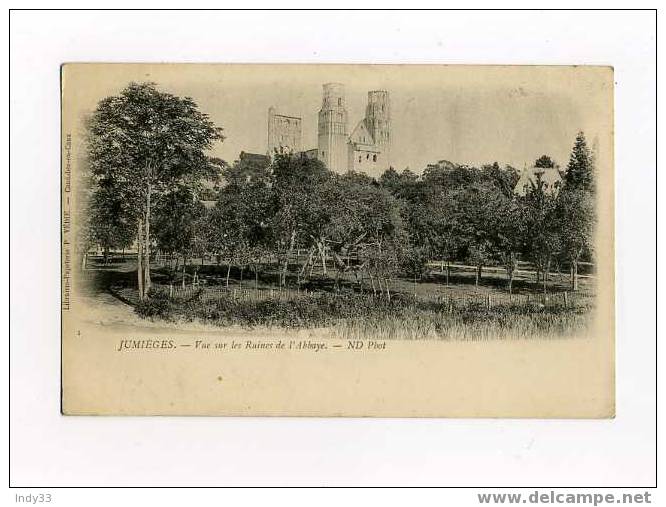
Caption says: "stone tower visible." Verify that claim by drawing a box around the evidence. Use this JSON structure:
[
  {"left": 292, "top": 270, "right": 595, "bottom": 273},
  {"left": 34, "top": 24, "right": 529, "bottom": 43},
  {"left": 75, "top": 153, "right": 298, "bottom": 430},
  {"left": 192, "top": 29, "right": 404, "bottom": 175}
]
[
  {"left": 318, "top": 83, "right": 348, "bottom": 173},
  {"left": 364, "top": 90, "right": 391, "bottom": 167},
  {"left": 267, "top": 106, "right": 302, "bottom": 157}
]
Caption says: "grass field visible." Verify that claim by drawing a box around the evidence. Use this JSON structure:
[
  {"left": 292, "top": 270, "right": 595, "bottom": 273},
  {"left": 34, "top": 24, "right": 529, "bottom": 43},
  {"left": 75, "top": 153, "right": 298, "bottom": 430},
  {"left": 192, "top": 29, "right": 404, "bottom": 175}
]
[{"left": 82, "top": 255, "right": 595, "bottom": 340}]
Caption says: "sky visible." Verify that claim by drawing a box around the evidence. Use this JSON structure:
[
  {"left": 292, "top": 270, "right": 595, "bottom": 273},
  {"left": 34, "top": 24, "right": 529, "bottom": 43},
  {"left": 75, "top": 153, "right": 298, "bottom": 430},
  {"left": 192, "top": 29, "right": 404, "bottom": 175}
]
[{"left": 64, "top": 64, "right": 613, "bottom": 176}]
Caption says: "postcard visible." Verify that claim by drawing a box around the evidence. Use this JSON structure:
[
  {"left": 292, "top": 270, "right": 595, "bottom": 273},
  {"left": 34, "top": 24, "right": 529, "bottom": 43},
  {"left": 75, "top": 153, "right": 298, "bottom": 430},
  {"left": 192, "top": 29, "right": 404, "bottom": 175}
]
[{"left": 61, "top": 64, "right": 614, "bottom": 416}]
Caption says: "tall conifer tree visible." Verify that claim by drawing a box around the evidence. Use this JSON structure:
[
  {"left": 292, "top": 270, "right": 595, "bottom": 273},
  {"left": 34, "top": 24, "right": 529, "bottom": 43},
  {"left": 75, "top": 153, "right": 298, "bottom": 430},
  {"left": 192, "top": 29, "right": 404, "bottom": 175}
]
[{"left": 564, "top": 131, "right": 594, "bottom": 192}]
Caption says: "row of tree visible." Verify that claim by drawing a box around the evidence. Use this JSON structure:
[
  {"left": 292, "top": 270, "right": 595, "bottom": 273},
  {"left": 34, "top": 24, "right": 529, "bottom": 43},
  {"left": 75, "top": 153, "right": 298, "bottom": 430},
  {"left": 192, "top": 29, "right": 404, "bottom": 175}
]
[{"left": 83, "top": 83, "right": 596, "bottom": 300}]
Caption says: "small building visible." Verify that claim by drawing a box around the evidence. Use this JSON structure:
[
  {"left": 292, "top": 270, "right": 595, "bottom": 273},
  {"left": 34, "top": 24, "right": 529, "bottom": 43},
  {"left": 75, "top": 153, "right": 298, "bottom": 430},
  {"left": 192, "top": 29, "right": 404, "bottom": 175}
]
[
  {"left": 514, "top": 166, "right": 563, "bottom": 196},
  {"left": 239, "top": 151, "right": 271, "bottom": 169},
  {"left": 299, "top": 148, "right": 319, "bottom": 160},
  {"left": 347, "top": 120, "right": 382, "bottom": 172}
]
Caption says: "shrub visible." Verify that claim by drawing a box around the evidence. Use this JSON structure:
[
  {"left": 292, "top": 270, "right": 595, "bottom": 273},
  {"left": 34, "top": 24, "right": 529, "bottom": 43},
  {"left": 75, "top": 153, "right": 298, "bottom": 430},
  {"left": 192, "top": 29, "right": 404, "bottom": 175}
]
[
  {"left": 134, "top": 290, "right": 174, "bottom": 320},
  {"left": 130, "top": 287, "right": 592, "bottom": 340}
]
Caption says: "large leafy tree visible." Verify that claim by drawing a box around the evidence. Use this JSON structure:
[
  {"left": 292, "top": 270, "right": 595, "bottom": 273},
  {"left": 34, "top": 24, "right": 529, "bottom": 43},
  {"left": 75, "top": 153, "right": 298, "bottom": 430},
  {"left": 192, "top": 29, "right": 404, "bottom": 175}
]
[
  {"left": 379, "top": 167, "right": 421, "bottom": 202},
  {"left": 481, "top": 162, "right": 520, "bottom": 198},
  {"left": 208, "top": 180, "right": 270, "bottom": 288},
  {"left": 88, "top": 185, "right": 135, "bottom": 264},
  {"left": 556, "top": 188, "right": 595, "bottom": 291},
  {"left": 270, "top": 153, "right": 331, "bottom": 284},
  {"left": 413, "top": 188, "right": 463, "bottom": 285},
  {"left": 493, "top": 197, "right": 527, "bottom": 293},
  {"left": 152, "top": 185, "right": 206, "bottom": 272},
  {"left": 520, "top": 171, "right": 561, "bottom": 291},
  {"left": 86, "top": 82, "right": 223, "bottom": 299},
  {"left": 326, "top": 174, "right": 405, "bottom": 296},
  {"left": 456, "top": 181, "right": 507, "bottom": 286}
]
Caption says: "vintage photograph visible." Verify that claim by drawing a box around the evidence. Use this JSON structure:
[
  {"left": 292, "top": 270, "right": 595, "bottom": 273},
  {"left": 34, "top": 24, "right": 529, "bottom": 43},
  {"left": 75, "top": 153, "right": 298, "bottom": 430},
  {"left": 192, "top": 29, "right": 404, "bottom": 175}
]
[
  {"left": 61, "top": 64, "right": 614, "bottom": 416},
  {"left": 12, "top": 5, "right": 660, "bottom": 492}
]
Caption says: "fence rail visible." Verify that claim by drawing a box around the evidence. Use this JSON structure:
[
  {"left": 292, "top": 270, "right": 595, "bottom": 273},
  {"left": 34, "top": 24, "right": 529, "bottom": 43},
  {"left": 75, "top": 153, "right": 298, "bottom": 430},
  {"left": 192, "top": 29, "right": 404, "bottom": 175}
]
[
  {"left": 197, "top": 286, "right": 315, "bottom": 303},
  {"left": 416, "top": 290, "right": 588, "bottom": 310},
  {"left": 111, "top": 280, "right": 590, "bottom": 310}
]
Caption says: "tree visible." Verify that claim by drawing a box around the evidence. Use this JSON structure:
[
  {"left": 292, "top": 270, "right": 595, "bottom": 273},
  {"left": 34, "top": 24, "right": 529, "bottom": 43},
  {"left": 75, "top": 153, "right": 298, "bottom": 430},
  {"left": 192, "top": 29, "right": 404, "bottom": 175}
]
[
  {"left": 152, "top": 185, "right": 206, "bottom": 278},
  {"left": 320, "top": 173, "right": 406, "bottom": 292},
  {"left": 534, "top": 155, "right": 556, "bottom": 168},
  {"left": 198, "top": 157, "right": 228, "bottom": 201},
  {"left": 270, "top": 153, "right": 331, "bottom": 285},
  {"left": 381, "top": 162, "right": 524, "bottom": 291},
  {"left": 88, "top": 184, "right": 135, "bottom": 264},
  {"left": 86, "top": 82, "right": 223, "bottom": 300},
  {"left": 415, "top": 188, "right": 463, "bottom": 286},
  {"left": 520, "top": 171, "right": 561, "bottom": 292},
  {"left": 334, "top": 180, "right": 406, "bottom": 298},
  {"left": 209, "top": 176, "right": 272, "bottom": 288},
  {"left": 400, "top": 246, "right": 430, "bottom": 297},
  {"left": 481, "top": 162, "right": 520, "bottom": 198},
  {"left": 552, "top": 131, "right": 597, "bottom": 291},
  {"left": 564, "top": 131, "right": 595, "bottom": 192},
  {"left": 494, "top": 198, "right": 526, "bottom": 293},
  {"left": 361, "top": 238, "right": 403, "bottom": 300},
  {"left": 378, "top": 166, "right": 401, "bottom": 190},
  {"left": 457, "top": 182, "right": 507, "bottom": 286},
  {"left": 421, "top": 160, "right": 459, "bottom": 187},
  {"left": 207, "top": 202, "right": 243, "bottom": 288},
  {"left": 379, "top": 167, "right": 422, "bottom": 202},
  {"left": 224, "top": 153, "right": 271, "bottom": 187},
  {"left": 556, "top": 188, "right": 595, "bottom": 291}
]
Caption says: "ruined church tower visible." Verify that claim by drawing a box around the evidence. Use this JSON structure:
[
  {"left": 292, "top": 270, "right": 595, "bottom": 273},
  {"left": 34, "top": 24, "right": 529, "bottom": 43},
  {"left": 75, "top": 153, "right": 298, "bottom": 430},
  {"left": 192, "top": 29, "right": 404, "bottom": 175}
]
[
  {"left": 364, "top": 90, "right": 391, "bottom": 167},
  {"left": 318, "top": 83, "right": 348, "bottom": 173}
]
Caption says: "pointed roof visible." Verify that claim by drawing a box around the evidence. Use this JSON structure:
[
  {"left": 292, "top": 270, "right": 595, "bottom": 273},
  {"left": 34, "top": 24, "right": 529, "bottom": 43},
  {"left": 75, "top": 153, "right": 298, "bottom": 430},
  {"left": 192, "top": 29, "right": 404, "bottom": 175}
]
[
  {"left": 514, "top": 166, "right": 563, "bottom": 196},
  {"left": 348, "top": 120, "right": 374, "bottom": 146}
]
